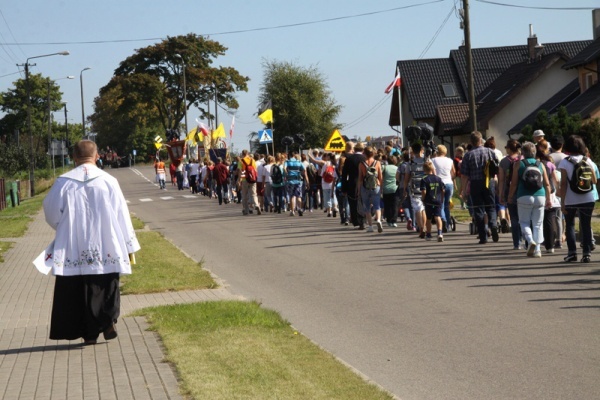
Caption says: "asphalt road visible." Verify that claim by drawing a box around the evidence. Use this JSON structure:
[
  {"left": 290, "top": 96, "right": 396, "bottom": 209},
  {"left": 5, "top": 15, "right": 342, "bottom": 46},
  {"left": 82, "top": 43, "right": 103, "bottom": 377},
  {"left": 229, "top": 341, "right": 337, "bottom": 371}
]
[{"left": 115, "top": 165, "right": 599, "bottom": 400}]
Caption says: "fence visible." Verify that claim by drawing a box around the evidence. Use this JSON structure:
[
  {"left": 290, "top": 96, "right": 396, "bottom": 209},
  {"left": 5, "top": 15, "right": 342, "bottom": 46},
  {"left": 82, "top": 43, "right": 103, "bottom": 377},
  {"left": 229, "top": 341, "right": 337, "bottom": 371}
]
[{"left": 0, "top": 178, "right": 21, "bottom": 212}]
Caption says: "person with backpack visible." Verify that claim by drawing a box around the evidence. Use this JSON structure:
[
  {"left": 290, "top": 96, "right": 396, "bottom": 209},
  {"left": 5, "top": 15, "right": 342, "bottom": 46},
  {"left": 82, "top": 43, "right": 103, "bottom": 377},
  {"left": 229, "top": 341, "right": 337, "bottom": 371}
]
[
  {"left": 270, "top": 154, "right": 286, "bottom": 213},
  {"left": 507, "top": 142, "right": 552, "bottom": 258},
  {"left": 420, "top": 161, "right": 445, "bottom": 241},
  {"left": 239, "top": 149, "right": 261, "bottom": 216},
  {"left": 357, "top": 146, "right": 383, "bottom": 233},
  {"left": 284, "top": 152, "right": 308, "bottom": 216},
  {"left": 498, "top": 139, "right": 523, "bottom": 250},
  {"left": 558, "top": 135, "right": 598, "bottom": 263},
  {"left": 403, "top": 143, "right": 427, "bottom": 237},
  {"left": 307, "top": 151, "right": 339, "bottom": 217}
]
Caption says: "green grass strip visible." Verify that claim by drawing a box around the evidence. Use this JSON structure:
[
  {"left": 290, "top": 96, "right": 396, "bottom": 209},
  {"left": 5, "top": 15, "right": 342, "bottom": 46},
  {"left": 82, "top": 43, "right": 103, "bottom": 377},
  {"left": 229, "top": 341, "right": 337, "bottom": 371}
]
[
  {"left": 0, "top": 241, "right": 14, "bottom": 262},
  {"left": 136, "top": 301, "right": 393, "bottom": 400},
  {"left": 120, "top": 231, "right": 216, "bottom": 294},
  {"left": 0, "top": 195, "right": 45, "bottom": 238}
]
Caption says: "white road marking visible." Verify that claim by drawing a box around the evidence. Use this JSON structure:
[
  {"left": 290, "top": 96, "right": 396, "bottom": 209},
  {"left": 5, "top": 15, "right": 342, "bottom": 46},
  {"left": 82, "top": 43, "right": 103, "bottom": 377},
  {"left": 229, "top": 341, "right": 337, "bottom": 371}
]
[
  {"left": 182, "top": 195, "right": 196, "bottom": 199},
  {"left": 140, "top": 198, "right": 153, "bottom": 202},
  {"left": 160, "top": 196, "right": 175, "bottom": 200}
]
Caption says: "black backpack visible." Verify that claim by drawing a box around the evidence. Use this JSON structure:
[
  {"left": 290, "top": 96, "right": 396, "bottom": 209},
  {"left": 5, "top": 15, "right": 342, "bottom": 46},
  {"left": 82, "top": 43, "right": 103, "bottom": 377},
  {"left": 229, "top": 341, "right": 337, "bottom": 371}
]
[
  {"left": 521, "top": 160, "right": 543, "bottom": 191},
  {"left": 271, "top": 164, "right": 283, "bottom": 185},
  {"left": 567, "top": 156, "right": 594, "bottom": 194}
]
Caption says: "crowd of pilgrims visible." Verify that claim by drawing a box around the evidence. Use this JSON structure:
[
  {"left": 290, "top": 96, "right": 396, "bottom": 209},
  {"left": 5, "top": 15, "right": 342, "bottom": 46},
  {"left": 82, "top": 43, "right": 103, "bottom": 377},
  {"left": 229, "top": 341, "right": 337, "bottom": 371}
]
[{"left": 154, "top": 132, "right": 599, "bottom": 263}]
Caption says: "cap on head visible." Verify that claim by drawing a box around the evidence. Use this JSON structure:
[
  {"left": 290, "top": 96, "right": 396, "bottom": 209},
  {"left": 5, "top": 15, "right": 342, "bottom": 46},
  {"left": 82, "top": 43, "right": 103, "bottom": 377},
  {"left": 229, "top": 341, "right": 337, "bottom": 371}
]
[{"left": 533, "top": 129, "right": 545, "bottom": 137}]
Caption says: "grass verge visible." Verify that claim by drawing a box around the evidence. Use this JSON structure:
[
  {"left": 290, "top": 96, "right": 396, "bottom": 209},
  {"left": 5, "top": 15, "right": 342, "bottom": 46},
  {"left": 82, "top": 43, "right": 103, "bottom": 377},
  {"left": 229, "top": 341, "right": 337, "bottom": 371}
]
[
  {"left": 0, "top": 195, "right": 45, "bottom": 238},
  {"left": 135, "top": 301, "right": 394, "bottom": 400},
  {"left": 0, "top": 241, "right": 14, "bottom": 262},
  {"left": 120, "top": 231, "right": 216, "bottom": 294},
  {"left": 131, "top": 215, "right": 145, "bottom": 230}
]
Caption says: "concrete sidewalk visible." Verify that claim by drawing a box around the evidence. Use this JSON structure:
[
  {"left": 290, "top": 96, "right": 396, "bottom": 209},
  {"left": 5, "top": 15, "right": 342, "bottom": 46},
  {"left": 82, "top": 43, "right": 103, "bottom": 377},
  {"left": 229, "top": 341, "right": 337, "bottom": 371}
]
[{"left": 0, "top": 211, "right": 243, "bottom": 400}]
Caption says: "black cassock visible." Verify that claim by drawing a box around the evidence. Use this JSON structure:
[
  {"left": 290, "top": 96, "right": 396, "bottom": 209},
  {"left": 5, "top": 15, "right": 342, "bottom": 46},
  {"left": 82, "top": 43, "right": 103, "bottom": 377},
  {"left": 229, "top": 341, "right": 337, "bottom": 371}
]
[{"left": 49, "top": 273, "right": 120, "bottom": 341}]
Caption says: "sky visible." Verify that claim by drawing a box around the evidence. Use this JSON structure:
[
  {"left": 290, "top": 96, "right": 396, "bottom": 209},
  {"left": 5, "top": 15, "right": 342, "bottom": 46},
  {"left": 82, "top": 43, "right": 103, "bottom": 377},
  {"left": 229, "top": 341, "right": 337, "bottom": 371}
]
[{"left": 0, "top": 0, "right": 597, "bottom": 153}]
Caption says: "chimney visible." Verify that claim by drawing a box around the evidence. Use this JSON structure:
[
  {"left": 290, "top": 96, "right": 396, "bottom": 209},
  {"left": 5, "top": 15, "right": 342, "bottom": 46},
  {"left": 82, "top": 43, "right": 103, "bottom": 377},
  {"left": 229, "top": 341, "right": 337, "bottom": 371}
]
[
  {"left": 527, "top": 24, "right": 544, "bottom": 61},
  {"left": 527, "top": 24, "right": 538, "bottom": 61},
  {"left": 594, "top": 9, "right": 600, "bottom": 40}
]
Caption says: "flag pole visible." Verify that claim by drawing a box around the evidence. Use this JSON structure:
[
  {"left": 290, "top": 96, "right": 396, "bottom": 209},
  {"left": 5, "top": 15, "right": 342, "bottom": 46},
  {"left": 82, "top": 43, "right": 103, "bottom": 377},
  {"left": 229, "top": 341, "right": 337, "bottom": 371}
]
[
  {"left": 270, "top": 99, "right": 275, "bottom": 156},
  {"left": 396, "top": 66, "right": 404, "bottom": 149}
]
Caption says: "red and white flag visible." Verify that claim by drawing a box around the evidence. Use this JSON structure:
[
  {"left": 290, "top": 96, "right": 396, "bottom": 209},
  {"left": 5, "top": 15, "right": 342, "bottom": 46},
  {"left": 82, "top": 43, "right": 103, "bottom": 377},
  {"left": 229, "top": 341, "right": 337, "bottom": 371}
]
[
  {"left": 384, "top": 71, "right": 401, "bottom": 94},
  {"left": 198, "top": 122, "right": 210, "bottom": 137},
  {"left": 229, "top": 115, "right": 235, "bottom": 139}
]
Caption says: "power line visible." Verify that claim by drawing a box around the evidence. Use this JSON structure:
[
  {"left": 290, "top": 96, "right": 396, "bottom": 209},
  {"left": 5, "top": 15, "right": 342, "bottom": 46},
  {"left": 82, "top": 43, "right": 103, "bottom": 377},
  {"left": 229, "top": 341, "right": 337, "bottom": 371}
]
[
  {"left": 418, "top": 5, "right": 455, "bottom": 59},
  {"left": 345, "top": 4, "right": 457, "bottom": 131},
  {"left": 0, "top": 10, "right": 27, "bottom": 61},
  {"left": 343, "top": 93, "right": 391, "bottom": 130},
  {"left": 475, "top": 0, "right": 596, "bottom": 11},
  {"left": 0, "top": 0, "right": 444, "bottom": 46}
]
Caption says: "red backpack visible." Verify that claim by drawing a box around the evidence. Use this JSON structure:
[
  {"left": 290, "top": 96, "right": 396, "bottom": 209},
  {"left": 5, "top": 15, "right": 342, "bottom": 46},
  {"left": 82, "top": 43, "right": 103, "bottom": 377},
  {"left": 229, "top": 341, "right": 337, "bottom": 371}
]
[
  {"left": 322, "top": 164, "right": 335, "bottom": 183},
  {"left": 242, "top": 159, "right": 258, "bottom": 183}
]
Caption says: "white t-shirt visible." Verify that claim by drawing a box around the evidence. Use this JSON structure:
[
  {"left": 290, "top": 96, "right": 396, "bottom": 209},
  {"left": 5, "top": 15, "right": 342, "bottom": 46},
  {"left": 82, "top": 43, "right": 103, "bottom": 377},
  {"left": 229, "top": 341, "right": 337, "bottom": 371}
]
[
  {"left": 262, "top": 163, "right": 273, "bottom": 184},
  {"left": 256, "top": 159, "right": 265, "bottom": 181},
  {"left": 431, "top": 156, "right": 454, "bottom": 185},
  {"left": 558, "top": 155, "right": 597, "bottom": 206},
  {"left": 320, "top": 161, "right": 337, "bottom": 190}
]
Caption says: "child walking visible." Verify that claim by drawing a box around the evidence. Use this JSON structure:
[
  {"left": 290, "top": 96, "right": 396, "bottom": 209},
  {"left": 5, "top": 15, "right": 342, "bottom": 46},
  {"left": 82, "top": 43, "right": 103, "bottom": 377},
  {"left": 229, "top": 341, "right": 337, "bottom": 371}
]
[{"left": 421, "top": 161, "right": 446, "bottom": 242}]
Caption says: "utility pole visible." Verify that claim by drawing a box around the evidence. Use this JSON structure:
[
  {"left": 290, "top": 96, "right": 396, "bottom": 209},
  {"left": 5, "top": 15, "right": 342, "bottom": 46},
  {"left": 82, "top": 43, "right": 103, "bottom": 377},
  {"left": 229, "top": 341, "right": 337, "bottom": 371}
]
[
  {"left": 64, "top": 103, "right": 69, "bottom": 164},
  {"left": 462, "top": 0, "right": 478, "bottom": 134}
]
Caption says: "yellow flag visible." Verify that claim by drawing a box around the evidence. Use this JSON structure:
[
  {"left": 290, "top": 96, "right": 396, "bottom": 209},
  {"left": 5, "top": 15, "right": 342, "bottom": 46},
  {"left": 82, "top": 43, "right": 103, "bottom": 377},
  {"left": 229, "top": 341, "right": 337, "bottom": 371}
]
[
  {"left": 186, "top": 127, "right": 198, "bottom": 144},
  {"left": 154, "top": 142, "right": 162, "bottom": 150},
  {"left": 258, "top": 109, "right": 273, "bottom": 124},
  {"left": 212, "top": 122, "right": 226, "bottom": 140}
]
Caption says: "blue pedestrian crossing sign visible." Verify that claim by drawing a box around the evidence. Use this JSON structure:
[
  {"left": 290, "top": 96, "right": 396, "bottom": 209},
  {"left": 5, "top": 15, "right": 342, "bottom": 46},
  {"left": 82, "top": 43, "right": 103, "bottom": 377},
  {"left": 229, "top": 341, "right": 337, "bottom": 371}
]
[{"left": 258, "top": 129, "right": 273, "bottom": 144}]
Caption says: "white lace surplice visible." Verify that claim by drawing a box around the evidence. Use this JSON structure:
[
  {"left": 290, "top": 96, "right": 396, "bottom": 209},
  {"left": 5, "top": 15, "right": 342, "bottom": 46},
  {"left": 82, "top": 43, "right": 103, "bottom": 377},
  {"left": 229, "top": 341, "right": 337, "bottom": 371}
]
[{"left": 37, "top": 164, "right": 140, "bottom": 276}]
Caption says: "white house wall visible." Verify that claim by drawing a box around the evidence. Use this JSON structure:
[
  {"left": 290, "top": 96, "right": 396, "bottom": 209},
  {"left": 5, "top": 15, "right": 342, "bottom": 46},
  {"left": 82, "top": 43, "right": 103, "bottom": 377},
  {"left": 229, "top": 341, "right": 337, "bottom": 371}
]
[{"left": 487, "top": 62, "right": 578, "bottom": 143}]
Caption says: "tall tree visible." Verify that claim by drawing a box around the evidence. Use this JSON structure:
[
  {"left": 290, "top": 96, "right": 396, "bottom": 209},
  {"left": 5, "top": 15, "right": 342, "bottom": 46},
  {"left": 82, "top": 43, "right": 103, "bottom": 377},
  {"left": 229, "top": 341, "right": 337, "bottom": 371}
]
[
  {"left": 112, "top": 33, "right": 249, "bottom": 131},
  {"left": 0, "top": 73, "right": 64, "bottom": 152},
  {"left": 258, "top": 60, "right": 342, "bottom": 152}
]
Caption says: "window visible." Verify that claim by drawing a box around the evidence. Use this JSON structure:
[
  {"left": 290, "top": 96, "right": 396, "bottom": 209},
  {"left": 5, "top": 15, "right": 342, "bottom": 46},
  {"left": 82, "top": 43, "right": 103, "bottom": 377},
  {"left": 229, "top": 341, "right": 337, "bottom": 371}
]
[{"left": 441, "top": 83, "right": 457, "bottom": 98}]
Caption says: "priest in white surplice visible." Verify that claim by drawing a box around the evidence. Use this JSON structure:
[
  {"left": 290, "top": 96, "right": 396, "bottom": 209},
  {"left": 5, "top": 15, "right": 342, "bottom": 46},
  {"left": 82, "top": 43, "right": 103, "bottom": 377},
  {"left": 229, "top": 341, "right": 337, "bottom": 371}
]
[{"left": 40, "top": 140, "right": 140, "bottom": 345}]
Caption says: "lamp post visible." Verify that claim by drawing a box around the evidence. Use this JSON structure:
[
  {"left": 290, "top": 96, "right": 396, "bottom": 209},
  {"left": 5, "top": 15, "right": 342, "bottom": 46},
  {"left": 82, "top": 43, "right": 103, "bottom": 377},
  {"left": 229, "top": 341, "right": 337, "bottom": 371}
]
[
  {"left": 80, "top": 67, "right": 91, "bottom": 138},
  {"left": 174, "top": 54, "right": 188, "bottom": 135},
  {"left": 64, "top": 102, "right": 69, "bottom": 169},
  {"left": 18, "top": 51, "right": 69, "bottom": 197},
  {"left": 48, "top": 76, "right": 74, "bottom": 177}
]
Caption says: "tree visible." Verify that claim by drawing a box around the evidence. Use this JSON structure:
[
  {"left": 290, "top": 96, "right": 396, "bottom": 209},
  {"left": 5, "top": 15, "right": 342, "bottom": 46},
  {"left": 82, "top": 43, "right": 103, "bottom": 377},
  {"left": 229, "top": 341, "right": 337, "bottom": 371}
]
[
  {"left": 519, "top": 106, "right": 582, "bottom": 142},
  {"left": 0, "top": 141, "right": 28, "bottom": 177},
  {"left": 0, "top": 73, "right": 64, "bottom": 152},
  {"left": 112, "top": 33, "right": 249, "bottom": 131},
  {"left": 90, "top": 74, "right": 164, "bottom": 157},
  {"left": 90, "top": 34, "right": 248, "bottom": 158},
  {"left": 579, "top": 118, "right": 600, "bottom": 159},
  {"left": 258, "top": 60, "right": 342, "bottom": 152},
  {"left": 519, "top": 106, "right": 600, "bottom": 157}
]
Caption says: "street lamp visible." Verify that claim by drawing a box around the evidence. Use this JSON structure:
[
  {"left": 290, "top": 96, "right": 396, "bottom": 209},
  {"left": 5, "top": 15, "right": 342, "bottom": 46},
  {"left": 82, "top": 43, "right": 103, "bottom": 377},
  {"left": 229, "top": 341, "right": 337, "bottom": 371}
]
[
  {"left": 80, "top": 67, "right": 91, "bottom": 138},
  {"left": 18, "top": 51, "right": 69, "bottom": 197},
  {"left": 47, "top": 75, "right": 74, "bottom": 176},
  {"left": 174, "top": 54, "right": 188, "bottom": 135}
]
